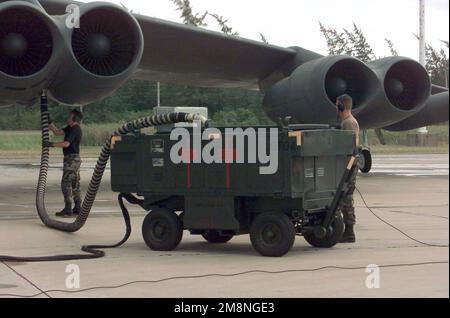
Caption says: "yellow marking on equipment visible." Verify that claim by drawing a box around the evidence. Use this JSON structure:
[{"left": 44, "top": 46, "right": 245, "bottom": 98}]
[
  {"left": 110, "top": 136, "right": 123, "bottom": 149},
  {"left": 347, "top": 156, "right": 356, "bottom": 170},
  {"left": 288, "top": 131, "right": 302, "bottom": 146}
]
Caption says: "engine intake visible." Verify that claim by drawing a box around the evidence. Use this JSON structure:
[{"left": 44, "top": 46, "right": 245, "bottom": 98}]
[
  {"left": 262, "top": 56, "right": 379, "bottom": 125},
  {"left": 0, "top": 7, "right": 53, "bottom": 77},
  {"left": 354, "top": 57, "right": 431, "bottom": 128},
  {"left": 49, "top": 3, "right": 144, "bottom": 105},
  {"left": 0, "top": 1, "right": 61, "bottom": 106},
  {"left": 382, "top": 59, "right": 430, "bottom": 111},
  {"left": 72, "top": 7, "right": 140, "bottom": 77}
]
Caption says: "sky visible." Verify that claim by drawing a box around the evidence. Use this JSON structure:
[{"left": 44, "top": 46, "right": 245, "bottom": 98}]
[{"left": 85, "top": 0, "right": 449, "bottom": 60}]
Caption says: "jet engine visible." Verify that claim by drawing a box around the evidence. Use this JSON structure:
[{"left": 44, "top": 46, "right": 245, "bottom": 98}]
[
  {"left": 48, "top": 2, "right": 144, "bottom": 105},
  {"left": 262, "top": 55, "right": 380, "bottom": 125},
  {"left": 0, "top": 0, "right": 62, "bottom": 106},
  {"left": 0, "top": 1, "right": 143, "bottom": 106},
  {"left": 383, "top": 91, "right": 449, "bottom": 131},
  {"left": 354, "top": 57, "right": 431, "bottom": 128}
]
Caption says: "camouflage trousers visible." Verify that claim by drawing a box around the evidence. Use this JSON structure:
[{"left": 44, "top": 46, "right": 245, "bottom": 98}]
[
  {"left": 61, "top": 154, "right": 82, "bottom": 206},
  {"left": 339, "top": 160, "right": 359, "bottom": 226}
]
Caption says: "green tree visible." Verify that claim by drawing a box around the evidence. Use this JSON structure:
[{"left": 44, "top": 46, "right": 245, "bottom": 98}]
[
  {"left": 320, "top": 22, "right": 376, "bottom": 62},
  {"left": 343, "top": 23, "right": 376, "bottom": 62},
  {"left": 426, "top": 45, "right": 449, "bottom": 87},
  {"left": 412, "top": 34, "right": 449, "bottom": 87},
  {"left": 170, "top": 0, "right": 208, "bottom": 27},
  {"left": 208, "top": 13, "right": 239, "bottom": 36},
  {"left": 259, "top": 33, "right": 269, "bottom": 44},
  {"left": 319, "top": 22, "right": 348, "bottom": 55},
  {"left": 385, "top": 39, "right": 399, "bottom": 56}
]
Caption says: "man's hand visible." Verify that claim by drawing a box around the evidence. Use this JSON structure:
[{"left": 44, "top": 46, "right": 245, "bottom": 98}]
[
  {"left": 48, "top": 120, "right": 65, "bottom": 136},
  {"left": 42, "top": 141, "right": 54, "bottom": 148}
]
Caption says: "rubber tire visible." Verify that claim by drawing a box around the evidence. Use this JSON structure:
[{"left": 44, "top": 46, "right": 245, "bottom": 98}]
[
  {"left": 250, "top": 212, "right": 296, "bottom": 257},
  {"left": 304, "top": 213, "right": 344, "bottom": 248},
  {"left": 142, "top": 209, "right": 183, "bottom": 251},
  {"left": 359, "top": 148, "right": 372, "bottom": 174},
  {"left": 202, "top": 230, "right": 233, "bottom": 244}
]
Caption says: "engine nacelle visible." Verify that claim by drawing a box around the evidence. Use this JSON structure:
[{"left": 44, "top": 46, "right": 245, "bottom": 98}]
[
  {"left": 48, "top": 2, "right": 144, "bottom": 105},
  {"left": 262, "top": 55, "right": 379, "bottom": 125},
  {"left": 0, "top": 0, "right": 62, "bottom": 105},
  {"left": 354, "top": 57, "right": 431, "bottom": 128},
  {"left": 383, "top": 91, "right": 449, "bottom": 131},
  {"left": 1, "top": 1, "right": 143, "bottom": 106}
]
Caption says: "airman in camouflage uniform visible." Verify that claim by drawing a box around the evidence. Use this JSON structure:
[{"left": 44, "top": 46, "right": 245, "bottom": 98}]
[
  {"left": 47, "top": 109, "right": 83, "bottom": 217},
  {"left": 340, "top": 159, "right": 359, "bottom": 228},
  {"left": 61, "top": 154, "right": 82, "bottom": 212},
  {"left": 336, "top": 94, "right": 360, "bottom": 243}
]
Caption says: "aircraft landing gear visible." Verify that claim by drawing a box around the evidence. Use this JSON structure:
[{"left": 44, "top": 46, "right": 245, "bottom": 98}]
[
  {"left": 359, "top": 147, "right": 372, "bottom": 174},
  {"left": 359, "top": 130, "right": 372, "bottom": 174}
]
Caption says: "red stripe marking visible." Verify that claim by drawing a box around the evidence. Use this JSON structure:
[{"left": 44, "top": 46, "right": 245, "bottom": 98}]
[
  {"left": 179, "top": 148, "right": 197, "bottom": 190},
  {"left": 187, "top": 163, "right": 191, "bottom": 189},
  {"left": 221, "top": 148, "right": 236, "bottom": 191},
  {"left": 226, "top": 163, "right": 230, "bottom": 190}
]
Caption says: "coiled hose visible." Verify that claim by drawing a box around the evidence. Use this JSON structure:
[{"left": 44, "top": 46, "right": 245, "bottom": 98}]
[
  {"left": 37, "top": 92, "right": 206, "bottom": 233},
  {"left": 0, "top": 193, "right": 137, "bottom": 262},
  {"left": 0, "top": 92, "right": 206, "bottom": 262}
]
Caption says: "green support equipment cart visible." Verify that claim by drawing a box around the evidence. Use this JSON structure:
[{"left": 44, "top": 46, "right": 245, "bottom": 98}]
[{"left": 110, "top": 125, "right": 357, "bottom": 257}]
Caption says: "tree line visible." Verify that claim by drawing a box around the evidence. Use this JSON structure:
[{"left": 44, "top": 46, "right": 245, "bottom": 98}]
[{"left": 319, "top": 22, "right": 449, "bottom": 87}]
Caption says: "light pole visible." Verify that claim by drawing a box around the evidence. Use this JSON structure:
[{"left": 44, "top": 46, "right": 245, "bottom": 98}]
[
  {"left": 419, "top": 0, "right": 426, "bottom": 66},
  {"left": 417, "top": 0, "right": 428, "bottom": 138},
  {"left": 157, "top": 81, "right": 161, "bottom": 107}
]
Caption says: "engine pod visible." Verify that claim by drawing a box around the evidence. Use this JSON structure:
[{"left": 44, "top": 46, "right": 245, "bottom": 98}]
[
  {"left": 48, "top": 2, "right": 144, "bottom": 105},
  {"left": 384, "top": 91, "right": 449, "bottom": 131},
  {"left": 262, "top": 55, "right": 379, "bottom": 125},
  {"left": 354, "top": 57, "right": 431, "bottom": 128},
  {"left": 0, "top": 0, "right": 62, "bottom": 105}
]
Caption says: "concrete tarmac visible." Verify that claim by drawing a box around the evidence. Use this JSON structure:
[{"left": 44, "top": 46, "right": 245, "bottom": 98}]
[{"left": 0, "top": 154, "right": 448, "bottom": 298}]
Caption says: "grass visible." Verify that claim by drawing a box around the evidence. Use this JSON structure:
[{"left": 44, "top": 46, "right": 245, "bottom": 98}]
[
  {"left": 370, "top": 145, "right": 449, "bottom": 154},
  {"left": 366, "top": 125, "right": 449, "bottom": 146},
  {"left": 0, "top": 147, "right": 103, "bottom": 160},
  {"left": 0, "top": 124, "right": 448, "bottom": 158},
  {"left": 0, "top": 131, "right": 42, "bottom": 150},
  {"left": 0, "top": 124, "right": 115, "bottom": 159},
  {"left": 0, "top": 123, "right": 119, "bottom": 151}
]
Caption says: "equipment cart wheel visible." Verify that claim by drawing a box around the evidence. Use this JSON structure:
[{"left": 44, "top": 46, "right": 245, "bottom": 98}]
[
  {"left": 304, "top": 213, "right": 344, "bottom": 248},
  {"left": 202, "top": 230, "right": 233, "bottom": 244},
  {"left": 250, "top": 212, "right": 296, "bottom": 257},
  {"left": 142, "top": 208, "right": 183, "bottom": 251}
]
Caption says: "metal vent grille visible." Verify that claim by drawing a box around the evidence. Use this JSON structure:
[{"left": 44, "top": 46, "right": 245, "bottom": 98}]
[
  {"left": 0, "top": 8, "right": 53, "bottom": 77},
  {"left": 72, "top": 8, "right": 137, "bottom": 77}
]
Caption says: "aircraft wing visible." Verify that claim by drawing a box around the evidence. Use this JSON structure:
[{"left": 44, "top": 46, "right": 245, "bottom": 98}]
[
  {"left": 3, "top": 0, "right": 446, "bottom": 129},
  {"left": 39, "top": 0, "right": 296, "bottom": 90}
]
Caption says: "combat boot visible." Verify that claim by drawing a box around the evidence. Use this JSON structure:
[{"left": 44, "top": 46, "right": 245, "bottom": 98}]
[
  {"left": 56, "top": 202, "right": 74, "bottom": 218},
  {"left": 340, "top": 224, "right": 356, "bottom": 243},
  {"left": 73, "top": 199, "right": 82, "bottom": 215}
]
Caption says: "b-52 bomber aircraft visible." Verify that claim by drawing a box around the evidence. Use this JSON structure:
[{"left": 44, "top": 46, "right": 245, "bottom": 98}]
[{"left": 1, "top": 0, "right": 448, "bottom": 154}]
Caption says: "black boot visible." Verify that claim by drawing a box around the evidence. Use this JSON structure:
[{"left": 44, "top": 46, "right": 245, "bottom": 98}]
[
  {"left": 340, "top": 224, "right": 356, "bottom": 243},
  {"left": 56, "top": 202, "right": 74, "bottom": 218},
  {"left": 73, "top": 200, "right": 81, "bottom": 215}
]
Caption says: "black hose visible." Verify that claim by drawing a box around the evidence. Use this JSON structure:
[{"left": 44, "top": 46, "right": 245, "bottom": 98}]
[
  {"left": 0, "top": 92, "right": 206, "bottom": 262},
  {"left": 0, "top": 193, "right": 138, "bottom": 262},
  {"left": 37, "top": 91, "right": 206, "bottom": 233},
  {"left": 80, "top": 193, "right": 144, "bottom": 258}
]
